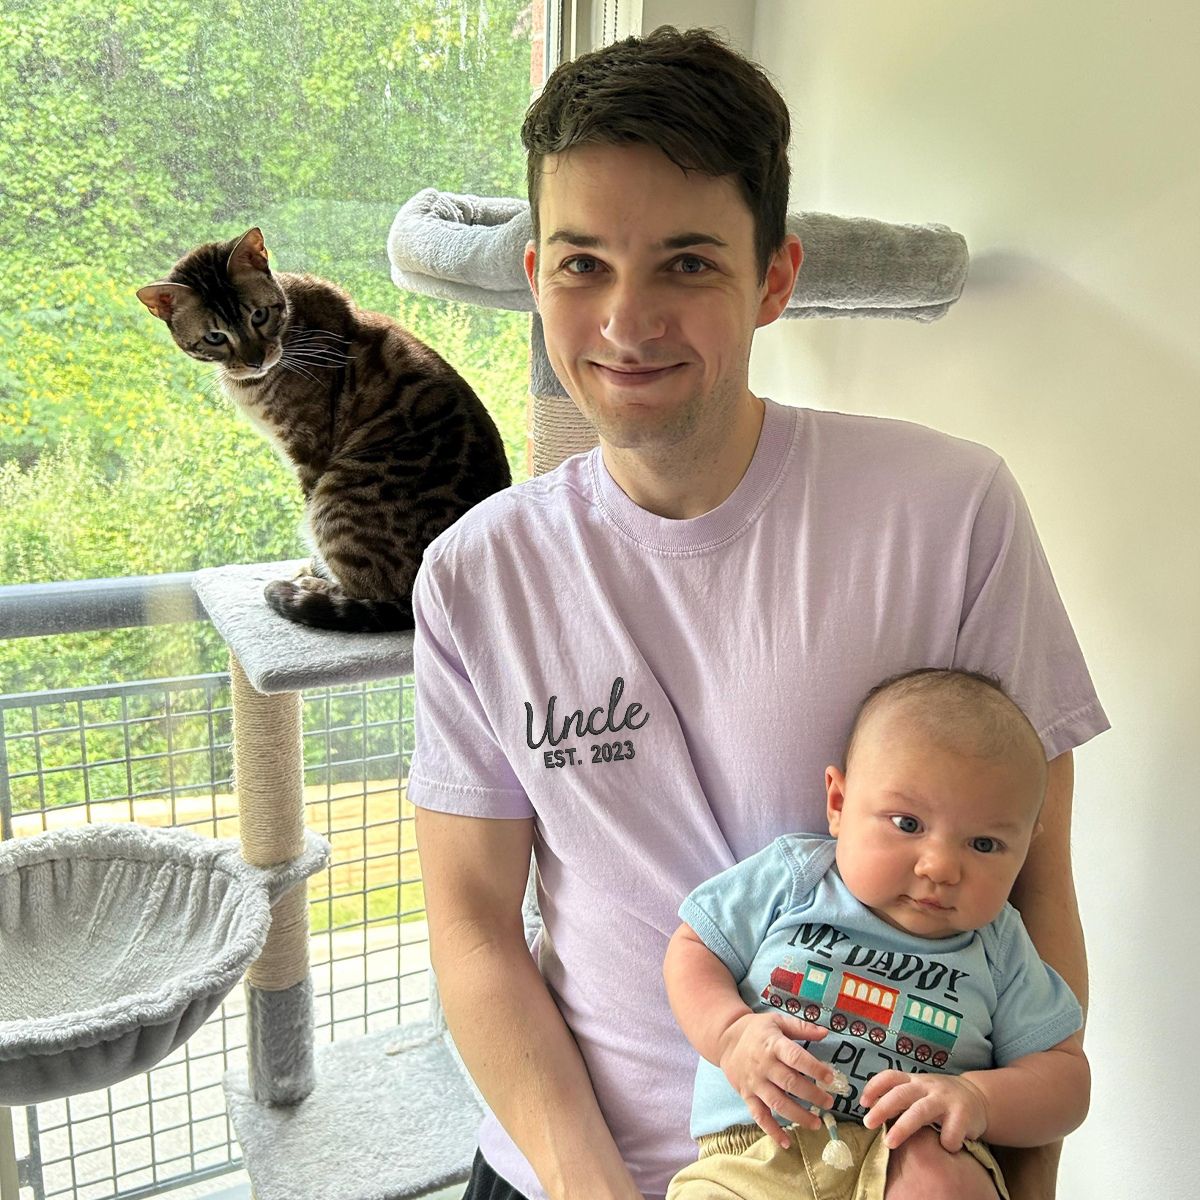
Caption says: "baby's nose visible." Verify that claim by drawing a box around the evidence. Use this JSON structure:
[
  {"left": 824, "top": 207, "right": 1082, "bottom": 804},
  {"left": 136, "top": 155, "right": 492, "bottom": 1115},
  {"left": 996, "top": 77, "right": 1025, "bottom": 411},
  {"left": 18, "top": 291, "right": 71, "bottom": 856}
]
[{"left": 916, "top": 843, "right": 961, "bottom": 884}]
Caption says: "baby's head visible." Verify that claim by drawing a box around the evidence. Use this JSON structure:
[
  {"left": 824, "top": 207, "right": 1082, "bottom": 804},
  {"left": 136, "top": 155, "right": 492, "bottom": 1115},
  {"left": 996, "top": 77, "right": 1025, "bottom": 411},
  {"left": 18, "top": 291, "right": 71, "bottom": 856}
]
[{"left": 825, "top": 669, "right": 1047, "bottom": 939}]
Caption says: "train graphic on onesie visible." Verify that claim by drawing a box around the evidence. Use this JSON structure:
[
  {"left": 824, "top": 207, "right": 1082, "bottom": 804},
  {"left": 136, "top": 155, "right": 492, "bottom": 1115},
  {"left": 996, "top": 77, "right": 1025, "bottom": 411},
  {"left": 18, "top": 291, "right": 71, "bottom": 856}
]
[{"left": 761, "top": 960, "right": 962, "bottom": 1068}]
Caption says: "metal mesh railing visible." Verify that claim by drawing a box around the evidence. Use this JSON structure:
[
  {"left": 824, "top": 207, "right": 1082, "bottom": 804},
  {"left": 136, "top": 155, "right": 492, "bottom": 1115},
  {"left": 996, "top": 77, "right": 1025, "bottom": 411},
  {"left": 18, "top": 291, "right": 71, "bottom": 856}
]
[{"left": 1, "top": 671, "right": 427, "bottom": 1200}]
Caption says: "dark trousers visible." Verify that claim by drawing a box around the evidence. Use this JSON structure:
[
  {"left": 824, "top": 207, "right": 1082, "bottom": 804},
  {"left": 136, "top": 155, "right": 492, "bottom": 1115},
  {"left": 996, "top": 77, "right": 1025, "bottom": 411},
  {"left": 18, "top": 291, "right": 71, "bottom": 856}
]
[{"left": 461, "top": 1150, "right": 529, "bottom": 1200}]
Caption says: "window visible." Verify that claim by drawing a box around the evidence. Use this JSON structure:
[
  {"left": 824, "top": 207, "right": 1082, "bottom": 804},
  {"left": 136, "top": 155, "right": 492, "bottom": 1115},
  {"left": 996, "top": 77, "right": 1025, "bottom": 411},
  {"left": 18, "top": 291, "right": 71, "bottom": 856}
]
[
  {"left": 1, "top": 6, "right": 541, "bottom": 1198},
  {"left": 1, "top": 0, "right": 538, "bottom": 692}
]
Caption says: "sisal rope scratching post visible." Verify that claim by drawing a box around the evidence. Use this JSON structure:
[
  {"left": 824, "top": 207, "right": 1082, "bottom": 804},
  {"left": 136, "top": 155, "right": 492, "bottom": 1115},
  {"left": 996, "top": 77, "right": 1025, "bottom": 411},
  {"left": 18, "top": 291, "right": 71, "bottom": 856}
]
[
  {"left": 530, "top": 392, "right": 596, "bottom": 476},
  {"left": 229, "top": 653, "right": 316, "bottom": 1104},
  {"left": 529, "top": 313, "right": 596, "bottom": 474},
  {"left": 191, "top": 566, "right": 482, "bottom": 1200}
]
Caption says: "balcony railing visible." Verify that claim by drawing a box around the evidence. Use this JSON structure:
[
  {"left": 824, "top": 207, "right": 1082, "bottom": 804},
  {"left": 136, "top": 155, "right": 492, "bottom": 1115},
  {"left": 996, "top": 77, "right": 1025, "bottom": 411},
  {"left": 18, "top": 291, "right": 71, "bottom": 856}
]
[{"left": 0, "top": 576, "right": 428, "bottom": 1200}]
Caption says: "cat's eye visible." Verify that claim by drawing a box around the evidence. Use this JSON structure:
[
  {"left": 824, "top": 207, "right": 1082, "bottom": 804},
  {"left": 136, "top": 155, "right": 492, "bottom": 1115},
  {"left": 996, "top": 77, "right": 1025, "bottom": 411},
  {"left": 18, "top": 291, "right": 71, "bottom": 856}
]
[
  {"left": 250, "top": 308, "right": 270, "bottom": 327},
  {"left": 203, "top": 331, "right": 228, "bottom": 345}
]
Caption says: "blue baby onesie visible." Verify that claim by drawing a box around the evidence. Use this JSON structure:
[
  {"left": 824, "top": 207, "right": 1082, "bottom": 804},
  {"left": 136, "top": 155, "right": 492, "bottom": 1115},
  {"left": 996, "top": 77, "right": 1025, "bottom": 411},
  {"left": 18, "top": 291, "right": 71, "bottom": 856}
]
[{"left": 681, "top": 835, "right": 1083, "bottom": 1138}]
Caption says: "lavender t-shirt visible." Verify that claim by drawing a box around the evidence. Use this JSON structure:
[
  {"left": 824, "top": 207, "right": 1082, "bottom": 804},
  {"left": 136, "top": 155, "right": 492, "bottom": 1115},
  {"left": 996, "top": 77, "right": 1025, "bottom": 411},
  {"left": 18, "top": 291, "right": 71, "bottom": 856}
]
[{"left": 407, "top": 399, "right": 1108, "bottom": 1199}]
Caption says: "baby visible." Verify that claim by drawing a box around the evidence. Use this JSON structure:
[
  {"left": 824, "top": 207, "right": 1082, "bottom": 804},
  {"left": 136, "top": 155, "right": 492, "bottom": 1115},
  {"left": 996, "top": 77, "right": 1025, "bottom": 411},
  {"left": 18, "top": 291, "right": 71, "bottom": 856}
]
[{"left": 664, "top": 669, "right": 1089, "bottom": 1200}]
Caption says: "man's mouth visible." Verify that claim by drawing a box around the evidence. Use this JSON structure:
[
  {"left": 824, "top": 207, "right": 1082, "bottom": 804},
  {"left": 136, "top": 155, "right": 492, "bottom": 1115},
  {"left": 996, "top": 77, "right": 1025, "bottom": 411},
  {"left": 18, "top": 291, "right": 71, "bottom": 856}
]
[{"left": 591, "top": 362, "right": 684, "bottom": 385}]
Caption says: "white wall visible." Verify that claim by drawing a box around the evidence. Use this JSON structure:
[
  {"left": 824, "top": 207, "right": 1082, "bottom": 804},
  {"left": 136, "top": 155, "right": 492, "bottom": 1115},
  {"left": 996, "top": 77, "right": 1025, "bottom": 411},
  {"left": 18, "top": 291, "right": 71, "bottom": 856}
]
[{"left": 740, "top": 2, "right": 1198, "bottom": 1196}]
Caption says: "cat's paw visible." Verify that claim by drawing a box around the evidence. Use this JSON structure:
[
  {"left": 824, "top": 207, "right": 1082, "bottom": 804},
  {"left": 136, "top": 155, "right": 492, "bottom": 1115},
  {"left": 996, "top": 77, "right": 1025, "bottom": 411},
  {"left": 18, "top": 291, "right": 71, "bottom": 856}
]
[{"left": 294, "top": 574, "right": 334, "bottom": 595}]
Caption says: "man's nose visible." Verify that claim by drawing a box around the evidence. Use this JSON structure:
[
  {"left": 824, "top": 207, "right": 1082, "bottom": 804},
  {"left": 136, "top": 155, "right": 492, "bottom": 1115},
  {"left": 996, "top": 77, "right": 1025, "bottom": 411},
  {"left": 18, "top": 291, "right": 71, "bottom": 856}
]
[{"left": 601, "top": 278, "right": 666, "bottom": 350}]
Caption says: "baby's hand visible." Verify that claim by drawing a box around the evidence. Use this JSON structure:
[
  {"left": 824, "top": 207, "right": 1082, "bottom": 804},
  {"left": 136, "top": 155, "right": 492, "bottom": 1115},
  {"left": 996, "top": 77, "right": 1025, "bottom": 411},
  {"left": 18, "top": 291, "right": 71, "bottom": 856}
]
[
  {"left": 861, "top": 1070, "right": 989, "bottom": 1152},
  {"left": 716, "top": 1012, "right": 835, "bottom": 1148}
]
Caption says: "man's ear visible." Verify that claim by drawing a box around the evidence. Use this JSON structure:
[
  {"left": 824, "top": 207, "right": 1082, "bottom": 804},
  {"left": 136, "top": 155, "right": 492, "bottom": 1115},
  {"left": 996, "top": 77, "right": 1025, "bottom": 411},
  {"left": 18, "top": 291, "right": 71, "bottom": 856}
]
[
  {"left": 755, "top": 233, "right": 802, "bottom": 329},
  {"left": 825, "top": 765, "right": 846, "bottom": 836},
  {"left": 524, "top": 240, "right": 539, "bottom": 308}
]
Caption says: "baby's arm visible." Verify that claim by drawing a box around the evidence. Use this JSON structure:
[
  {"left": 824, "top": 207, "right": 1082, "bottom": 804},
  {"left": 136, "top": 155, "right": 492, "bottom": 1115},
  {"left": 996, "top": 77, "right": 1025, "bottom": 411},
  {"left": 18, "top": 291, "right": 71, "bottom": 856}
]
[
  {"left": 860, "top": 1033, "right": 1089, "bottom": 1151},
  {"left": 664, "top": 922, "right": 840, "bottom": 1147}
]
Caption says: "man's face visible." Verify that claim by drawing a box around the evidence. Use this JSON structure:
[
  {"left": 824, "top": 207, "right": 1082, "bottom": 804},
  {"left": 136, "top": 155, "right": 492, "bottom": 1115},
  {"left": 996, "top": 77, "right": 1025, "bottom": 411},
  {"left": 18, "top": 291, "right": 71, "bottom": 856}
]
[{"left": 525, "top": 142, "right": 794, "bottom": 457}]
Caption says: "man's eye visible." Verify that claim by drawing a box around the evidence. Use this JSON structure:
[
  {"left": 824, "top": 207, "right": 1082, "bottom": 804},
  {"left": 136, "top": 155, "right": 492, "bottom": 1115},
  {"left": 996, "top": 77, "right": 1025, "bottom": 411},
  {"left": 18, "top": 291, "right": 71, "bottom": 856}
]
[
  {"left": 564, "top": 256, "right": 599, "bottom": 274},
  {"left": 971, "top": 837, "right": 1001, "bottom": 854},
  {"left": 890, "top": 815, "right": 921, "bottom": 834},
  {"left": 674, "top": 255, "right": 708, "bottom": 274}
]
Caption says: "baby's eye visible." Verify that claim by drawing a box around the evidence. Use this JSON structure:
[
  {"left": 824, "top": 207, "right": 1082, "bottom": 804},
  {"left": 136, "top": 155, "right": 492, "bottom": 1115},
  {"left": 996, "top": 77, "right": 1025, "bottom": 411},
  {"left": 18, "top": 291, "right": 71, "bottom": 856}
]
[
  {"left": 970, "top": 836, "right": 1001, "bottom": 854},
  {"left": 890, "top": 815, "right": 921, "bottom": 834}
]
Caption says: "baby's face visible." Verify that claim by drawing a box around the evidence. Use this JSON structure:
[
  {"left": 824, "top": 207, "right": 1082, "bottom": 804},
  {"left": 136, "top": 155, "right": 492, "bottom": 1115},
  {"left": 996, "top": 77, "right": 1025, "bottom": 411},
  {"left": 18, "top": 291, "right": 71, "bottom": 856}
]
[{"left": 825, "top": 719, "right": 1044, "bottom": 938}]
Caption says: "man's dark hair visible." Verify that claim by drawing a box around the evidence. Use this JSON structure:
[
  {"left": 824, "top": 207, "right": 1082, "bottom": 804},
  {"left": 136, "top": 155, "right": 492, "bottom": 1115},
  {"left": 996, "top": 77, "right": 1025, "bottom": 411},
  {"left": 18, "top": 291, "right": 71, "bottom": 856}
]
[{"left": 521, "top": 26, "right": 791, "bottom": 281}]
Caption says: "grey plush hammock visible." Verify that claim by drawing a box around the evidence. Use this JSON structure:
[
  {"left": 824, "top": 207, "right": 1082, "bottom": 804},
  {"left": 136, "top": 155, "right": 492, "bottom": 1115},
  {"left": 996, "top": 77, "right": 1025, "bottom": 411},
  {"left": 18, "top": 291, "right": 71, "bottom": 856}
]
[{"left": 0, "top": 823, "right": 328, "bottom": 1106}]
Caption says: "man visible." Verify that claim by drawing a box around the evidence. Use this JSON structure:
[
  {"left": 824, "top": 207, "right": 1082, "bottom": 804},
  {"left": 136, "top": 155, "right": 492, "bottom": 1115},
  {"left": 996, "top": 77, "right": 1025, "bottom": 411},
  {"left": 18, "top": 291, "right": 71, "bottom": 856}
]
[{"left": 410, "top": 27, "right": 1106, "bottom": 1200}]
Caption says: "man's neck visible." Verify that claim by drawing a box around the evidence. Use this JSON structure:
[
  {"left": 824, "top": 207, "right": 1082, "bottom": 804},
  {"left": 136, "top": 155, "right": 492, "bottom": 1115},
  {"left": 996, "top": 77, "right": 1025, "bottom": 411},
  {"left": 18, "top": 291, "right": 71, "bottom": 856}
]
[{"left": 600, "top": 395, "right": 767, "bottom": 520}]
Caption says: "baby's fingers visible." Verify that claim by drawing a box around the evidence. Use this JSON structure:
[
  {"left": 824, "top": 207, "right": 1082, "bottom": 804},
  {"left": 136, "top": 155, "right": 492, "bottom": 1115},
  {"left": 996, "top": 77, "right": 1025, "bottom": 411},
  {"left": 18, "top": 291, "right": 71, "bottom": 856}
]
[
  {"left": 881, "top": 1096, "right": 942, "bottom": 1149},
  {"left": 935, "top": 1110, "right": 969, "bottom": 1154},
  {"left": 744, "top": 1096, "right": 792, "bottom": 1150},
  {"left": 859, "top": 1069, "right": 909, "bottom": 1111},
  {"left": 775, "top": 1038, "right": 841, "bottom": 1103},
  {"left": 861, "top": 1078, "right": 930, "bottom": 1133},
  {"left": 775, "top": 1015, "right": 829, "bottom": 1043}
]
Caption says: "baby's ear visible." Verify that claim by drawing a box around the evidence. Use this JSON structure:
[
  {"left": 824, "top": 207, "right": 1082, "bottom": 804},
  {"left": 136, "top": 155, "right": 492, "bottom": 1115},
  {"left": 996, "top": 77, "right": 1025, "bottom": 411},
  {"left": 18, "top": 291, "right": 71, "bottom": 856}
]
[
  {"left": 136, "top": 282, "right": 194, "bottom": 322},
  {"left": 825, "top": 766, "right": 847, "bottom": 835}
]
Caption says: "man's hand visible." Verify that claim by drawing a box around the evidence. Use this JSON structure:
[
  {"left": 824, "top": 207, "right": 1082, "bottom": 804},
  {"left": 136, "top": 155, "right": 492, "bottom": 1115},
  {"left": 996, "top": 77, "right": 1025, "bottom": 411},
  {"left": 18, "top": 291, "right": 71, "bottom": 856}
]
[
  {"left": 716, "top": 1012, "right": 835, "bottom": 1147},
  {"left": 861, "top": 1070, "right": 989, "bottom": 1152}
]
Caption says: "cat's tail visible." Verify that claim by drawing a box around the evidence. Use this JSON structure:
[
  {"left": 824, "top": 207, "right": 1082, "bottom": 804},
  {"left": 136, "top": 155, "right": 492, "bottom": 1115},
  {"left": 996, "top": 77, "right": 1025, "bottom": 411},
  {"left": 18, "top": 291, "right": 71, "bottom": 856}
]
[{"left": 263, "top": 579, "right": 414, "bottom": 633}]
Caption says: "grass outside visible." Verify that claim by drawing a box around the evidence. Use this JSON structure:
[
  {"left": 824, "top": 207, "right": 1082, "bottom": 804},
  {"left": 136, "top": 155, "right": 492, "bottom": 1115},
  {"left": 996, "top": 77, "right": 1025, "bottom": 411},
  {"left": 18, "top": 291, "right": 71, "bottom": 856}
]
[{"left": 7, "top": 779, "right": 424, "bottom": 932}]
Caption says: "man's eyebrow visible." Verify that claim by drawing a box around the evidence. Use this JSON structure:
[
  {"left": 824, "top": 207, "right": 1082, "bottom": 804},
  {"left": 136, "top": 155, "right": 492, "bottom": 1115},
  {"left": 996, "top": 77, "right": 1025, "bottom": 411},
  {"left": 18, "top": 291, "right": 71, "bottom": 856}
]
[
  {"left": 546, "top": 230, "right": 603, "bottom": 247},
  {"left": 660, "top": 232, "right": 730, "bottom": 250},
  {"left": 544, "top": 230, "right": 730, "bottom": 250}
]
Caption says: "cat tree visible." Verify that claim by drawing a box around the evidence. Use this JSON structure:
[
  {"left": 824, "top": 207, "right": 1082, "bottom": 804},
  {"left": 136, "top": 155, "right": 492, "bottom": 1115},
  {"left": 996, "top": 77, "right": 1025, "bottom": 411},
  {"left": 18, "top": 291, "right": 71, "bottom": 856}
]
[{"left": 0, "top": 193, "right": 967, "bottom": 1200}]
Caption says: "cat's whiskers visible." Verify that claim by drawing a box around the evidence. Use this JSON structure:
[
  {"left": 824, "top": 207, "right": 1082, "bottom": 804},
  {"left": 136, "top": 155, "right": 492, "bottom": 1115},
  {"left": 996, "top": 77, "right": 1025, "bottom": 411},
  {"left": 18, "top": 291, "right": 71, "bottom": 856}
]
[
  {"left": 285, "top": 332, "right": 353, "bottom": 353},
  {"left": 280, "top": 351, "right": 357, "bottom": 372},
  {"left": 284, "top": 346, "right": 356, "bottom": 362},
  {"left": 276, "top": 360, "right": 320, "bottom": 384},
  {"left": 197, "top": 373, "right": 228, "bottom": 409},
  {"left": 287, "top": 326, "right": 353, "bottom": 342}
]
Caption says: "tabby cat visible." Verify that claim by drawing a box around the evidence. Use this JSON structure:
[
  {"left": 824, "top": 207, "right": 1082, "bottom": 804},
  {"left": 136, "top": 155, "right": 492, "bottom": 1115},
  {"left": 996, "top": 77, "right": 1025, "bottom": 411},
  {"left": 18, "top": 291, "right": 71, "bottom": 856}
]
[{"left": 137, "top": 228, "right": 511, "bottom": 632}]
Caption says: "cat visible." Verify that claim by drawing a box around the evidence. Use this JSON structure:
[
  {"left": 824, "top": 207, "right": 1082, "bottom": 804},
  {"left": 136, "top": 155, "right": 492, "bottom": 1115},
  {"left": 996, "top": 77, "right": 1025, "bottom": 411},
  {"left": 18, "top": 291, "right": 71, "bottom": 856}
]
[{"left": 137, "top": 227, "right": 512, "bottom": 632}]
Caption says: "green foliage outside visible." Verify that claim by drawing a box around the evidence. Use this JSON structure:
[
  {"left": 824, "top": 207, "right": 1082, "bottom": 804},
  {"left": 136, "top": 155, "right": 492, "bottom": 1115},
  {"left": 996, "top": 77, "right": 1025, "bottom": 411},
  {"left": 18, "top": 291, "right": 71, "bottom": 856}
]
[{"left": 0, "top": 0, "right": 534, "bottom": 702}]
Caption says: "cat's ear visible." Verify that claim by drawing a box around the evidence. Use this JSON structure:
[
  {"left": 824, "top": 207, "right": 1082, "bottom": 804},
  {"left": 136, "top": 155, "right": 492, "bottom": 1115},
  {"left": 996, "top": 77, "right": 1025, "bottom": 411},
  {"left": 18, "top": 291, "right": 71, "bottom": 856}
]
[
  {"left": 228, "top": 228, "right": 271, "bottom": 276},
  {"left": 136, "top": 282, "right": 194, "bottom": 322}
]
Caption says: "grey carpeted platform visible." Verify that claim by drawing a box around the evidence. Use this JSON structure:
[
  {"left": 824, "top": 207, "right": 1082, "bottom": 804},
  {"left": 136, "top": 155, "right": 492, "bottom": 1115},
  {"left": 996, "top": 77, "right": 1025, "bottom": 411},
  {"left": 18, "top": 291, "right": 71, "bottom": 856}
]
[
  {"left": 225, "top": 1023, "right": 483, "bottom": 1200},
  {"left": 192, "top": 561, "right": 414, "bottom": 693}
]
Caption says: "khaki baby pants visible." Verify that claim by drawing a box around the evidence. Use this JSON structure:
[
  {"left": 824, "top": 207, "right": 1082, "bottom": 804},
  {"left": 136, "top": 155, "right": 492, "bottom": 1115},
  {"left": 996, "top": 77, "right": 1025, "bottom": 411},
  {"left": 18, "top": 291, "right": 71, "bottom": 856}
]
[{"left": 665, "top": 1122, "right": 1009, "bottom": 1200}]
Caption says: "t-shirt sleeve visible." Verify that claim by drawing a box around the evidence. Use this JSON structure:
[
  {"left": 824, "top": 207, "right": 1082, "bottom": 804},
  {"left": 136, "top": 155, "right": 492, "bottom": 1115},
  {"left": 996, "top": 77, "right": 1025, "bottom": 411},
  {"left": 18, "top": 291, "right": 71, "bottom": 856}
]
[
  {"left": 986, "top": 905, "right": 1084, "bottom": 1065},
  {"left": 407, "top": 555, "right": 533, "bottom": 818},
  {"left": 955, "top": 459, "right": 1109, "bottom": 759},
  {"left": 678, "top": 841, "right": 795, "bottom": 981}
]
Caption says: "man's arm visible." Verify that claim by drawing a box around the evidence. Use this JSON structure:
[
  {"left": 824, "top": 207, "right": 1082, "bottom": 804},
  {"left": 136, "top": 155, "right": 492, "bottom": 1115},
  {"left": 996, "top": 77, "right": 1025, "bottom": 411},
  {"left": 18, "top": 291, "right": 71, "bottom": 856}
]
[
  {"left": 415, "top": 807, "right": 642, "bottom": 1200},
  {"left": 990, "top": 750, "right": 1087, "bottom": 1199}
]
